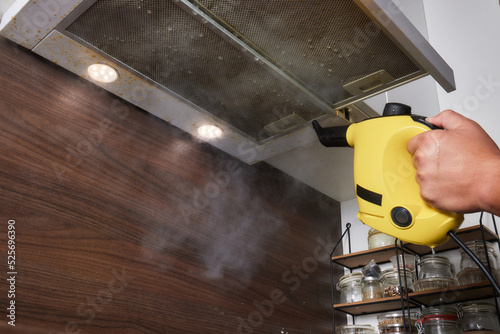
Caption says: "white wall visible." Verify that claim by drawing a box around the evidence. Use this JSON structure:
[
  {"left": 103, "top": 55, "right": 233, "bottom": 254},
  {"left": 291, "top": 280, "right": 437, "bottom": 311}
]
[
  {"left": 424, "top": 0, "right": 500, "bottom": 143},
  {"left": 0, "top": 0, "right": 16, "bottom": 17},
  {"left": 339, "top": 0, "right": 500, "bottom": 327}
]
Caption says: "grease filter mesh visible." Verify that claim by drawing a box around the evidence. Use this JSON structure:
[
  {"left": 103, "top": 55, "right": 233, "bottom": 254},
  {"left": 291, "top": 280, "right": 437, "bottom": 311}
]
[{"left": 66, "top": 0, "right": 420, "bottom": 142}]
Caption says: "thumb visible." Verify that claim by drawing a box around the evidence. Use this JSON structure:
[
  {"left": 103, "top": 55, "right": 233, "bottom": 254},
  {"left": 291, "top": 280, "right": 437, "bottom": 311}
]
[{"left": 426, "top": 109, "right": 469, "bottom": 130}]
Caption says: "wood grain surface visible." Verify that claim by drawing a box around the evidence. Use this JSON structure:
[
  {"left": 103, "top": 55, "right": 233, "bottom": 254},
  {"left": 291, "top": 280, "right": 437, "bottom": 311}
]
[{"left": 0, "top": 36, "right": 345, "bottom": 333}]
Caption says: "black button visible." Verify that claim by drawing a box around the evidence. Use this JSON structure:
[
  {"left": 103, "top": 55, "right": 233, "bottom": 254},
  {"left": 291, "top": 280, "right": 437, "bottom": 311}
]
[{"left": 391, "top": 207, "right": 412, "bottom": 227}]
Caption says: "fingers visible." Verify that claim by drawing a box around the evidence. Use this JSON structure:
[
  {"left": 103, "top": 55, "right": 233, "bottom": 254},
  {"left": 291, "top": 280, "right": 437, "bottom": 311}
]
[
  {"left": 407, "top": 134, "right": 419, "bottom": 155},
  {"left": 408, "top": 109, "right": 460, "bottom": 155},
  {"left": 407, "top": 130, "right": 440, "bottom": 180},
  {"left": 426, "top": 109, "right": 471, "bottom": 130},
  {"left": 407, "top": 130, "right": 436, "bottom": 156}
]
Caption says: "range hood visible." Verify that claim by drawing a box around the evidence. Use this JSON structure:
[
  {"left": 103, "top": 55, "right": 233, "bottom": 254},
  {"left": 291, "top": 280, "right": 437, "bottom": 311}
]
[{"left": 0, "top": 0, "right": 454, "bottom": 164}]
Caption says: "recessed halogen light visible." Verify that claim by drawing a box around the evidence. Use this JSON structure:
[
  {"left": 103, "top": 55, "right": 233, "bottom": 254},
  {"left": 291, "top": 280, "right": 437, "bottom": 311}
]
[
  {"left": 197, "top": 125, "right": 223, "bottom": 139},
  {"left": 87, "top": 63, "right": 118, "bottom": 83}
]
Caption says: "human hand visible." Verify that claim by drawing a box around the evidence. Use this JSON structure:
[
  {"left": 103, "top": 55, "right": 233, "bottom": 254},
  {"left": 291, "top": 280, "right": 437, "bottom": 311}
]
[{"left": 407, "top": 109, "right": 500, "bottom": 215}]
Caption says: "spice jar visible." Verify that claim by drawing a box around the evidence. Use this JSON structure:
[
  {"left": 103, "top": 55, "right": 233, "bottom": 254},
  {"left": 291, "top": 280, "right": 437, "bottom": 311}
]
[
  {"left": 378, "top": 324, "right": 415, "bottom": 333},
  {"left": 337, "top": 272, "right": 363, "bottom": 303},
  {"left": 377, "top": 311, "right": 417, "bottom": 328},
  {"left": 460, "top": 240, "right": 498, "bottom": 271},
  {"left": 381, "top": 268, "right": 414, "bottom": 297},
  {"left": 418, "top": 254, "right": 454, "bottom": 280},
  {"left": 368, "top": 228, "right": 396, "bottom": 249},
  {"left": 416, "top": 306, "right": 461, "bottom": 334},
  {"left": 361, "top": 276, "right": 383, "bottom": 301},
  {"left": 461, "top": 301, "right": 500, "bottom": 332}
]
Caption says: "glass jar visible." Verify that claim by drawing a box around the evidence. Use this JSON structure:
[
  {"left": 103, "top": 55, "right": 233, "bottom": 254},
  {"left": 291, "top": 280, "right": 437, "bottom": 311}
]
[
  {"left": 367, "top": 228, "right": 396, "bottom": 249},
  {"left": 336, "top": 324, "right": 378, "bottom": 334},
  {"left": 377, "top": 311, "right": 418, "bottom": 328},
  {"left": 421, "top": 305, "right": 460, "bottom": 318},
  {"left": 379, "top": 324, "right": 416, "bottom": 333},
  {"left": 390, "top": 254, "right": 416, "bottom": 271},
  {"left": 422, "top": 319, "right": 462, "bottom": 334},
  {"left": 417, "top": 306, "right": 461, "bottom": 334},
  {"left": 460, "top": 240, "right": 498, "bottom": 271},
  {"left": 461, "top": 301, "right": 500, "bottom": 332},
  {"left": 361, "top": 276, "right": 383, "bottom": 301},
  {"left": 337, "top": 272, "right": 363, "bottom": 303},
  {"left": 418, "top": 254, "right": 454, "bottom": 280},
  {"left": 381, "top": 268, "right": 414, "bottom": 297}
]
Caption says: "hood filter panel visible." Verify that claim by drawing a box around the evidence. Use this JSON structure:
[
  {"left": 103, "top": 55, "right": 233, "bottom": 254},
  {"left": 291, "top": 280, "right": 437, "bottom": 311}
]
[
  {"left": 195, "top": 0, "right": 419, "bottom": 99},
  {"left": 65, "top": 0, "right": 421, "bottom": 142}
]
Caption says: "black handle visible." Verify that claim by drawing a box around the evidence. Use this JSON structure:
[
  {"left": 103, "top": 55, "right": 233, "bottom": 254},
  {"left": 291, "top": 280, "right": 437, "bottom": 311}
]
[
  {"left": 312, "top": 120, "right": 350, "bottom": 147},
  {"left": 383, "top": 103, "right": 441, "bottom": 130},
  {"left": 410, "top": 115, "right": 441, "bottom": 130}
]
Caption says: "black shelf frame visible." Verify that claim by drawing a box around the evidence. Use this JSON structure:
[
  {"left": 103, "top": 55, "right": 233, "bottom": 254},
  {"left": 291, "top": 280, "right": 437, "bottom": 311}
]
[{"left": 329, "top": 215, "right": 500, "bottom": 333}]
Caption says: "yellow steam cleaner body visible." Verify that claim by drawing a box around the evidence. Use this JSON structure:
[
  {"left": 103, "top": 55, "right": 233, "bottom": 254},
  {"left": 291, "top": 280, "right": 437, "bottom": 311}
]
[{"left": 313, "top": 103, "right": 463, "bottom": 247}]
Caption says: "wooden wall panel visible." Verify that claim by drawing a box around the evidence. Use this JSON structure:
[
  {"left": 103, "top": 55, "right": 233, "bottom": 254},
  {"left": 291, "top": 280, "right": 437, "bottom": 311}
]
[{"left": 0, "top": 36, "right": 345, "bottom": 334}]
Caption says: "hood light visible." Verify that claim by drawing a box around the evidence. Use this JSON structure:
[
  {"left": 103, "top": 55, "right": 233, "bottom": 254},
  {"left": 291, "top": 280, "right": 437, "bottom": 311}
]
[
  {"left": 87, "top": 63, "right": 118, "bottom": 83},
  {"left": 197, "top": 125, "right": 223, "bottom": 139}
]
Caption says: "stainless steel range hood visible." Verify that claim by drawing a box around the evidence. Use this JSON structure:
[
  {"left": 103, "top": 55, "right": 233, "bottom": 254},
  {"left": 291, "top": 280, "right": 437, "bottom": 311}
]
[{"left": 0, "top": 0, "right": 454, "bottom": 164}]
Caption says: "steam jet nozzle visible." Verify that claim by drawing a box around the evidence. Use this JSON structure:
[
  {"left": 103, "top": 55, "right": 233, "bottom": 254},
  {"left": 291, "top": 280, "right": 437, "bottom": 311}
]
[{"left": 312, "top": 120, "right": 350, "bottom": 147}]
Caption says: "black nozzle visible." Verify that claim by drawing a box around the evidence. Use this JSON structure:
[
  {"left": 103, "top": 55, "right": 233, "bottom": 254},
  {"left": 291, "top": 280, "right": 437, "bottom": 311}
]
[
  {"left": 382, "top": 103, "right": 412, "bottom": 116},
  {"left": 312, "top": 120, "right": 350, "bottom": 147}
]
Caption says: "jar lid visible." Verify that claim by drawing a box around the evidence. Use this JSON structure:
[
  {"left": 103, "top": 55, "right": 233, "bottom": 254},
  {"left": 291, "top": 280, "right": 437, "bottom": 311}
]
[
  {"left": 337, "top": 325, "right": 375, "bottom": 328},
  {"left": 367, "top": 228, "right": 395, "bottom": 237},
  {"left": 379, "top": 324, "right": 415, "bottom": 328},
  {"left": 465, "top": 240, "right": 494, "bottom": 247},
  {"left": 362, "top": 276, "right": 381, "bottom": 282},
  {"left": 417, "top": 314, "right": 458, "bottom": 324},
  {"left": 338, "top": 272, "right": 363, "bottom": 287},
  {"left": 377, "top": 311, "right": 417, "bottom": 320},
  {"left": 420, "top": 254, "right": 452, "bottom": 266},
  {"left": 381, "top": 268, "right": 414, "bottom": 279},
  {"left": 379, "top": 324, "right": 416, "bottom": 331},
  {"left": 460, "top": 240, "right": 496, "bottom": 253},
  {"left": 336, "top": 324, "right": 377, "bottom": 334},
  {"left": 368, "top": 228, "right": 381, "bottom": 236},
  {"left": 339, "top": 272, "right": 363, "bottom": 281},
  {"left": 461, "top": 301, "right": 497, "bottom": 312},
  {"left": 422, "top": 305, "right": 459, "bottom": 317}
]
